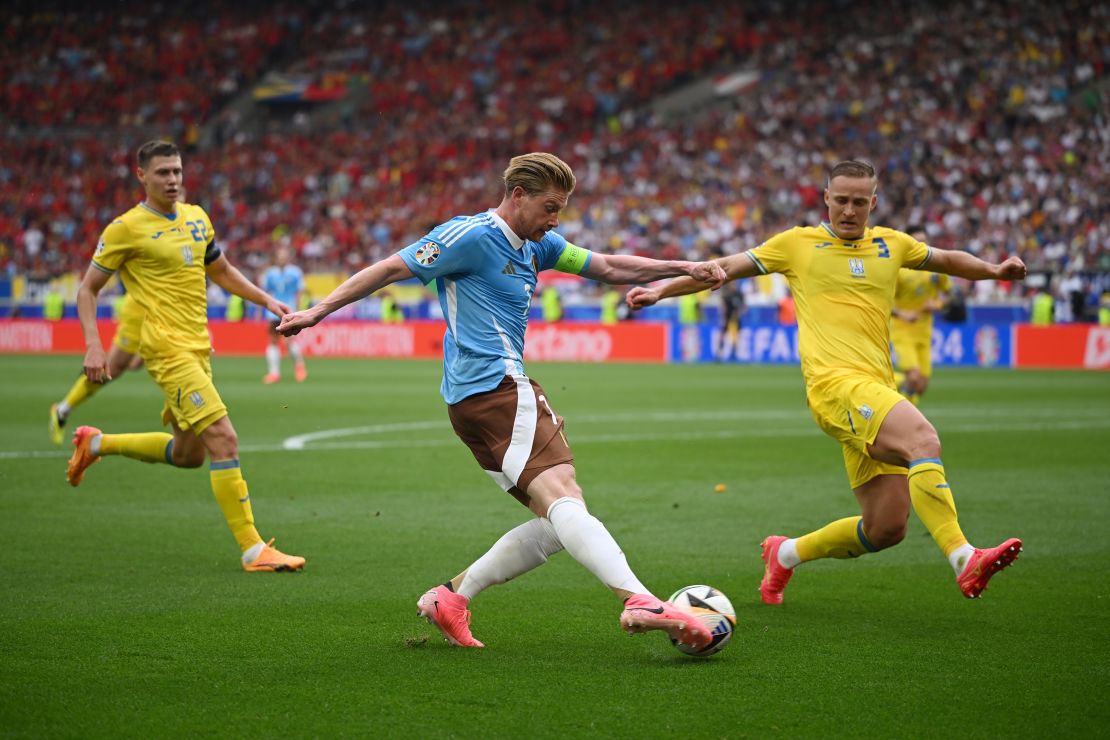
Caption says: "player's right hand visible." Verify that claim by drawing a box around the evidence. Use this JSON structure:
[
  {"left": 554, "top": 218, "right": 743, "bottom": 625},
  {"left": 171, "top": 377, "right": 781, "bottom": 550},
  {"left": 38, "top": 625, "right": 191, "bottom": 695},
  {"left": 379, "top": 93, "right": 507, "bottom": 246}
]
[
  {"left": 83, "top": 345, "right": 111, "bottom": 384},
  {"left": 626, "top": 286, "right": 660, "bottom": 311},
  {"left": 996, "top": 256, "right": 1027, "bottom": 281},
  {"left": 277, "top": 310, "right": 316, "bottom": 336}
]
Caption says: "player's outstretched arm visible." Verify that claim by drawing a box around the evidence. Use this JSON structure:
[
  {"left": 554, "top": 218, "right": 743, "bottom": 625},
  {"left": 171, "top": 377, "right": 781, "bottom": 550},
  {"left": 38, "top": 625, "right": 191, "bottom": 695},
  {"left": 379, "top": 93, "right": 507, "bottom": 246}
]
[
  {"left": 278, "top": 255, "right": 415, "bottom": 336},
  {"left": 626, "top": 253, "right": 759, "bottom": 311},
  {"left": 581, "top": 253, "right": 727, "bottom": 288},
  {"left": 206, "top": 254, "right": 290, "bottom": 317},
  {"left": 76, "top": 265, "right": 113, "bottom": 383},
  {"left": 925, "top": 250, "right": 1027, "bottom": 282}
]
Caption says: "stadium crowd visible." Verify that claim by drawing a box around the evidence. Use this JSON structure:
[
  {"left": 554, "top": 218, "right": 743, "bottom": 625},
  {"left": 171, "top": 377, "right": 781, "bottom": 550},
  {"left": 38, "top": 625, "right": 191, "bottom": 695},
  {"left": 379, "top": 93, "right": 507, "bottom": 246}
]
[{"left": 2, "top": 0, "right": 1107, "bottom": 315}]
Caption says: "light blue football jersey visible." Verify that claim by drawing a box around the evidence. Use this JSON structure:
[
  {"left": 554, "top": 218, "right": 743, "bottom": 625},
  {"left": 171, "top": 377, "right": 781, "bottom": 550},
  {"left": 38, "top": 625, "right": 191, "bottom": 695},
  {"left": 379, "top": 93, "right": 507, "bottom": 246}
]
[
  {"left": 262, "top": 264, "right": 304, "bottom": 308},
  {"left": 398, "top": 210, "right": 591, "bottom": 404}
]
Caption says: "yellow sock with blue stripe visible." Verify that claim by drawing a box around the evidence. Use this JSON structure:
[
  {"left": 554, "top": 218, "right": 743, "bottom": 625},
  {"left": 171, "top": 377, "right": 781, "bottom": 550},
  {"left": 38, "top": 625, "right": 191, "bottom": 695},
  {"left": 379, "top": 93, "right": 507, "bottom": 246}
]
[
  {"left": 908, "top": 458, "right": 968, "bottom": 558},
  {"left": 210, "top": 459, "right": 263, "bottom": 553},
  {"left": 794, "top": 516, "right": 877, "bottom": 563},
  {"left": 98, "top": 432, "right": 174, "bottom": 464}
]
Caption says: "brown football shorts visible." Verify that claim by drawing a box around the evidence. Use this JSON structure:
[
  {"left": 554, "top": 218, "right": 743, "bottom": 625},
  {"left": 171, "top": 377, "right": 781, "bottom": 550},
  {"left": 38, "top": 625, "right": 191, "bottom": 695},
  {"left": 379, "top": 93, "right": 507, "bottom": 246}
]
[{"left": 448, "top": 374, "right": 574, "bottom": 506}]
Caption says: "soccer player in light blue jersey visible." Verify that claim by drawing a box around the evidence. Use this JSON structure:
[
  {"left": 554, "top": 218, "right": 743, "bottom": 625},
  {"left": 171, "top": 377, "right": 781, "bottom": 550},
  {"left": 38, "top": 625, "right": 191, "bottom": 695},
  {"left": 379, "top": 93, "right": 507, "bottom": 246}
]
[
  {"left": 278, "top": 152, "right": 728, "bottom": 649},
  {"left": 261, "top": 247, "right": 307, "bottom": 384}
]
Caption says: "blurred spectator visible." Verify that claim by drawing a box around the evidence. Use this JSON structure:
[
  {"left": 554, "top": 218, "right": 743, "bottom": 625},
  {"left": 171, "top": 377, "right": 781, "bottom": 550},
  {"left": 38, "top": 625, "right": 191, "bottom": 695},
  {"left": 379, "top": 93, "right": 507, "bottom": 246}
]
[
  {"left": 541, "top": 286, "right": 563, "bottom": 323},
  {"left": 0, "top": 0, "right": 1105, "bottom": 318},
  {"left": 1031, "top": 289, "right": 1055, "bottom": 325}
]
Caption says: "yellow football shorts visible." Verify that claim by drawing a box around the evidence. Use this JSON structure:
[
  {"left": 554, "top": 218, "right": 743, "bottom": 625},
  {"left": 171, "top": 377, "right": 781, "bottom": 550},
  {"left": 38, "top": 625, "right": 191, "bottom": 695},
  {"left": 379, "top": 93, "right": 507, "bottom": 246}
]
[
  {"left": 807, "top": 373, "right": 907, "bottom": 489},
  {"left": 112, "top": 297, "right": 145, "bottom": 353},
  {"left": 144, "top": 349, "right": 228, "bottom": 435},
  {"left": 890, "top": 320, "right": 933, "bottom": 377}
]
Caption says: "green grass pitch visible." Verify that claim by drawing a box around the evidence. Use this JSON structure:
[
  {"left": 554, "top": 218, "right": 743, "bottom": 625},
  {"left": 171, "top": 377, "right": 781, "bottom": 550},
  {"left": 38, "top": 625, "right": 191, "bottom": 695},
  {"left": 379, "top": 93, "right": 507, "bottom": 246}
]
[{"left": 1, "top": 354, "right": 1107, "bottom": 737}]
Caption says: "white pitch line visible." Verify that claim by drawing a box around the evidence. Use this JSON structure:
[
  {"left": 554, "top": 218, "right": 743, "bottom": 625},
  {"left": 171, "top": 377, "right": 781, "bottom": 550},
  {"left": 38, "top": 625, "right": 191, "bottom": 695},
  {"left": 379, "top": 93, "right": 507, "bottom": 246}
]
[
  {"left": 283, "top": 420, "right": 446, "bottom": 450},
  {"left": 4, "top": 415, "right": 1109, "bottom": 460}
]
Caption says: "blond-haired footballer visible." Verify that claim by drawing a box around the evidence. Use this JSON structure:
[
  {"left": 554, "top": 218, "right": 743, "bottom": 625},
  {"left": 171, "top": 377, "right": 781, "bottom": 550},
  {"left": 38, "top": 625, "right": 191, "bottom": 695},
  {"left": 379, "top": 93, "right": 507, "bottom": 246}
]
[{"left": 629, "top": 159, "right": 1024, "bottom": 602}]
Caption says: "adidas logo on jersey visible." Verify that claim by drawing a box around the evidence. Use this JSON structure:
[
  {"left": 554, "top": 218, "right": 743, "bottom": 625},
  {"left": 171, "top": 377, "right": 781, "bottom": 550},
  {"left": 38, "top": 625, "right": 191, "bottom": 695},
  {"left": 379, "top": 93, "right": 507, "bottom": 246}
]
[{"left": 502, "top": 262, "right": 516, "bottom": 275}]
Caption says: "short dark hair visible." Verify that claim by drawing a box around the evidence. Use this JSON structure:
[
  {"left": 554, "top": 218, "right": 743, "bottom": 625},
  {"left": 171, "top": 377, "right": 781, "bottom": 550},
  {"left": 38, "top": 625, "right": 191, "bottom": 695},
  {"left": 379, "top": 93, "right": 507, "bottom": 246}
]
[{"left": 137, "top": 140, "right": 180, "bottom": 169}]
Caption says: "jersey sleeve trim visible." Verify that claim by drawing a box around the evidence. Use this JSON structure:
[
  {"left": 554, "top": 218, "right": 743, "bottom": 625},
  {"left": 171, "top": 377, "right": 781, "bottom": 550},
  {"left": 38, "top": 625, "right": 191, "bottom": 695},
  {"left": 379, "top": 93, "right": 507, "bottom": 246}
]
[
  {"left": 553, "top": 243, "right": 591, "bottom": 274},
  {"left": 913, "top": 247, "right": 933, "bottom": 269},
  {"left": 91, "top": 260, "right": 116, "bottom": 275},
  {"left": 748, "top": 252, "right": 769, "bottom": 274}
]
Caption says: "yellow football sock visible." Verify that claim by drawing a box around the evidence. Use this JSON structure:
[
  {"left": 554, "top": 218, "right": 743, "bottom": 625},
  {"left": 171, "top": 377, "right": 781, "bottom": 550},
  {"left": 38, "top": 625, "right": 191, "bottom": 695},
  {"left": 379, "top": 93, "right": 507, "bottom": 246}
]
[
  {"left": 62, "top": 374, "right": 100, "bottom": 410},
  {"left": 795, "top": 516, "right": 876, "bottom": 562},
  {"left": 99, "top": 432, "right": 174, "bottom": 464},
  {"left": 210, "top": 461, "right": 263, "bottom": 553},
  {"left": 908, "top": 459, "right": 968, "bottom": 557}
]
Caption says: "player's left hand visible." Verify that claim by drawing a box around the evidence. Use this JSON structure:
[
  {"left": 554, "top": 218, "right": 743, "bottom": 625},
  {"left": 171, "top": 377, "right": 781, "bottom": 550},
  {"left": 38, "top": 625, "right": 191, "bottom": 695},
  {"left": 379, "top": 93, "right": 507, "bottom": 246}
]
[
  {"left": 626, "top": 286, "right": 660, "bottom": 310},
  {"left": 996, "top": 256, "right": 1027, "bottom": 281},
  {"left": 689, "top": 261, "right": 728, "bottom": 289}
]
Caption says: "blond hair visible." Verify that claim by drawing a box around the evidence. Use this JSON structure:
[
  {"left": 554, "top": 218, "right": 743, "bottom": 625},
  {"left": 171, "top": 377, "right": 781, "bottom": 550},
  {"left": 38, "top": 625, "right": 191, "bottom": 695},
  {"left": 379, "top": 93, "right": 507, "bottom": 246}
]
[
  {"left": 503, "top": 152, "right": 576, "bottom": 196},
  {"left": 827, "top": 159, "right": 878, "bottom": 189}
]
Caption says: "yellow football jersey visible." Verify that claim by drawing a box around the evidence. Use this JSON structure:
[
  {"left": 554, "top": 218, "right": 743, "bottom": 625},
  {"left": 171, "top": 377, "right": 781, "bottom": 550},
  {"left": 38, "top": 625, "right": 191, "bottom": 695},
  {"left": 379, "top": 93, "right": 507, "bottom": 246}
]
[
  {"left": 748, "top": 223, "right": 931, "bottom": 386},
  {"left": 894, "top": 269, "right": 950, "bottom": 324},
  {"left": 91, "top": 202, "right": 218, "bottom": 356}
]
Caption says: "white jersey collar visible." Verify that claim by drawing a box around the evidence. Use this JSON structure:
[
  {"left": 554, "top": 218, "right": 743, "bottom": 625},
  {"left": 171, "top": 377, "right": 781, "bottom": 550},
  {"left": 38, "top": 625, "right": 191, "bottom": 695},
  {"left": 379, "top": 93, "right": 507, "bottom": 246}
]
[{"left": 488, "top": 209, "right": 525, "bottom": 251}]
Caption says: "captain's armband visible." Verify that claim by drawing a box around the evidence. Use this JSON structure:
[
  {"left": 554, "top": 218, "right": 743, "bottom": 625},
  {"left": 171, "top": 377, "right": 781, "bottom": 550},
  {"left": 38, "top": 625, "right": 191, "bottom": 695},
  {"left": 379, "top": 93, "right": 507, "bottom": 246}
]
[{"left": 553, "top": 243, "right": 592, "bottom": 274}]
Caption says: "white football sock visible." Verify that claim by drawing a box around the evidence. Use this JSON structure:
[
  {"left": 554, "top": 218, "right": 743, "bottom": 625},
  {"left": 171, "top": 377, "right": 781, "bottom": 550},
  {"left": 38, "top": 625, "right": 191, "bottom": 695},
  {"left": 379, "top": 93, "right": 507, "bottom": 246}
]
[
  {"left": 777, "top": 538, "right": 801, "bottom": 569},
  {"left": 457, "top": 518, "right": 564, "bottom": 601},
  {"left": 546, "top": 496, "right": 650, "bottom": 595},
  {"left": 949, "top": 543, "right": 976, "bottom": 575},
  {"left": 288, "top": 339, "right": 304, "bottom": 363},
  {"left": 56, "top": 400, "right": 71, "bottom": 419},
  {"left": 265, "top": 345, "right": 281, "bottom": 375},
  {"left": 90, "top": 433, "right": 103, "bottom": 456},
  {"left": 241, "top": 541, "right": 265, "bottom": 565}
]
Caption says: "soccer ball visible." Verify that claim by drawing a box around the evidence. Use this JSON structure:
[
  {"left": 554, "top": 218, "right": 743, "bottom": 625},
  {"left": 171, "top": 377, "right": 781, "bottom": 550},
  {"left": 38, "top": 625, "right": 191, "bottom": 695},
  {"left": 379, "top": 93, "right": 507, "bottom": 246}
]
[{"left": 668, "top": 584, "right": 736, "bottom": 657}]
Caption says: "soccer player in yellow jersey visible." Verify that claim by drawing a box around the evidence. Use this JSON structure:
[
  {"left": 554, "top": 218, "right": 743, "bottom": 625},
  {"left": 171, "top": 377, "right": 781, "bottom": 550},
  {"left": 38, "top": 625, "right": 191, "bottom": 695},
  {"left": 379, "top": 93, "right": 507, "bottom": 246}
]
[
  {"left": 47, "top": 188, "right": 192, "bottom": 445},
  {"left": 65, "top": 141, "right": 304, "bottom": 573},
  {"left": 628, "top": 160, "right": 1025, "bottom": 601},
  {"left": 891, "top": 225, "right": 950, "bottom": 405}
]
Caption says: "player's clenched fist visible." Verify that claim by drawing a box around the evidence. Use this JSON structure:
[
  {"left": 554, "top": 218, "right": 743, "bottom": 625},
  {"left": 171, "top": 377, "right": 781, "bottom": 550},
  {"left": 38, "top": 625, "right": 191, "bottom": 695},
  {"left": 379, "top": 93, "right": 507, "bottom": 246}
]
[
  {"left": 688, "top": 260, "right": 728, "bottom": 289},
  {"left": 625, "top": 286, "right": 660, "bottom": 311},
  {"left": 996, "top": 256, "right": 1027, "bottom": 281}
]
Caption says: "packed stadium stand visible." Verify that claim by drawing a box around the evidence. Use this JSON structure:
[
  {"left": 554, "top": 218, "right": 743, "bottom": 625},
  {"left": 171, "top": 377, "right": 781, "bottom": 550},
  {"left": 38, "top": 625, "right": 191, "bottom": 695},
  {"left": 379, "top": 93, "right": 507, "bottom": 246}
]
[{"left": 2, "top": 0, "right": 1107, "bottom": 318}]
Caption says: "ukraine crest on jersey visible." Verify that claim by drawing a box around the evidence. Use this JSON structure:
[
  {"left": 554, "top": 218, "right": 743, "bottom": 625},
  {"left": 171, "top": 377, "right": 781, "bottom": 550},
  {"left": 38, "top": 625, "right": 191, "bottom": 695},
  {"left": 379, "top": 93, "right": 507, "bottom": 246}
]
[
  {"left": 91, "top": 202, "right": 219, "bottom": 356},
  {"left": 397, "top": 210, "right": 592, "bottom": 404},
  {"left": 747, "top": 223, "right": 931, "bottom": 386}
]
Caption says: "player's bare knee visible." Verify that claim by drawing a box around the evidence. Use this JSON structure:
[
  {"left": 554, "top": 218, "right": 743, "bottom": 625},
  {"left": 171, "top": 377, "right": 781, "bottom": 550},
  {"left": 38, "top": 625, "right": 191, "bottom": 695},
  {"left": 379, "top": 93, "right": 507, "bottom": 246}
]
[
  {"left": 202, "top": 426, "right": 238, "bottom": 460},
  {"left": 868, "top": 522, "right": 907, "bottom": 550},
  {"left": 908, "top": 422, "right": 941, "bottom": 459},
  {"left": 173, "top": 447, "right": 206, "bottom": 468}
]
